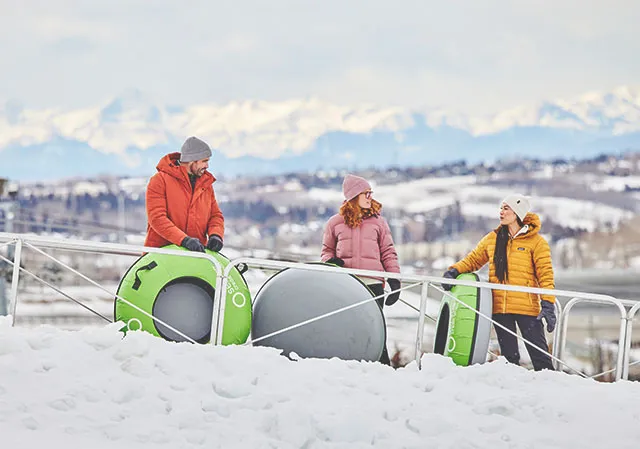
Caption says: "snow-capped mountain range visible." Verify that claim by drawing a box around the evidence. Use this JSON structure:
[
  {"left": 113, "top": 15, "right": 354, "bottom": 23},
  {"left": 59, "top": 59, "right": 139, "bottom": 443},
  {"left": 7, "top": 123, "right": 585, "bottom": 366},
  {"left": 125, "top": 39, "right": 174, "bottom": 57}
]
[{"left": 1, "top": 85, "right": 640, "bottom": 180}]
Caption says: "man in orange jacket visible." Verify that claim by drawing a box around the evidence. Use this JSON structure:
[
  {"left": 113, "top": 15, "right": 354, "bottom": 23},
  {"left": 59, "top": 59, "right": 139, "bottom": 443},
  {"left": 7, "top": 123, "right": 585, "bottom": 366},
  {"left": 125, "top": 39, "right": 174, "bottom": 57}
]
[{"left": 144, "top": 136, "right": 225, "bottom": 253}]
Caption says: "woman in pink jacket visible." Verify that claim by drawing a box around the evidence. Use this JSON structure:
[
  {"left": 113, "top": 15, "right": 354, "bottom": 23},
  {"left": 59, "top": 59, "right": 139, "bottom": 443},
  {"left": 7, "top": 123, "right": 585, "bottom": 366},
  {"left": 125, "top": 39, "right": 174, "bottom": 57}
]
[{"left": 321, "top": 174, "right": 401, "bottom": 365}]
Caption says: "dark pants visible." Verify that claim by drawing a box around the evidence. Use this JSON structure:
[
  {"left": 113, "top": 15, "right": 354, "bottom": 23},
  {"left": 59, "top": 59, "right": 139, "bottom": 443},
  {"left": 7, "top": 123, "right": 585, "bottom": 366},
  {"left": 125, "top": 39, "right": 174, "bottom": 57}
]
[
  {"left": 493, "top": 313, "right": 554, "bottom": 371},
  {"left": 368, "top": 283, "right": 391, "bottom": 366}
]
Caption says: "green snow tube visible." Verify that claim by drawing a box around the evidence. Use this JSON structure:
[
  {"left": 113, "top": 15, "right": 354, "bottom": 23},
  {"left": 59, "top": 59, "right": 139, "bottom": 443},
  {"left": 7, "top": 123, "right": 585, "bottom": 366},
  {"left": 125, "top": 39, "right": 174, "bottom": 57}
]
[
  {"left": 434, "top": 272, "right": 492, "bottom": 366},
  {"left": 114, "top": 244, "right": 251, "bottom": 345}
]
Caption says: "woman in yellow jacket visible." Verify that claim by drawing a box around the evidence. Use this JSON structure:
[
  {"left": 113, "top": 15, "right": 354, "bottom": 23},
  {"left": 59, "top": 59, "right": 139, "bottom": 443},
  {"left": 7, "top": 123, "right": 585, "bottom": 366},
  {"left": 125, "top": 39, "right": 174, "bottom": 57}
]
[{"left": 442, "top": 194, "right": 556, "bottom": 371}]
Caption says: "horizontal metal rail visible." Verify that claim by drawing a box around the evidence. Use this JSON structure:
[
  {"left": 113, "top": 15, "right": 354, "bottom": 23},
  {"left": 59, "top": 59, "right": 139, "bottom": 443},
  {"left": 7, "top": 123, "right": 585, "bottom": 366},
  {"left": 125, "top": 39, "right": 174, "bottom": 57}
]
[{"left": 219, "top": 256, "right": 636, "bottom": 378}]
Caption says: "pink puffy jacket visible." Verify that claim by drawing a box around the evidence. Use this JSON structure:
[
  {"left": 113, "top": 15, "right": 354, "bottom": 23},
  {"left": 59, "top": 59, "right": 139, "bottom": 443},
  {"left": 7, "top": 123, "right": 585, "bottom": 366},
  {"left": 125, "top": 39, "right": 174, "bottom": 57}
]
[{"left": 321, "top": 213, "right": 400, "bottom": 281}]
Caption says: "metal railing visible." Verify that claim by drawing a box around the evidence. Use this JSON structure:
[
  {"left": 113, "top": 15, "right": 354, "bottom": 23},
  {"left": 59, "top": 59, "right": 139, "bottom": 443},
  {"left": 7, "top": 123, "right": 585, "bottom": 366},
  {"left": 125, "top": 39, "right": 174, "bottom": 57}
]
[
  {"left": 0, "top": 232, "right": 224, "bottom": 344},
  {"left": 1, "top": 231, "right": 638, "bottom": 381}
]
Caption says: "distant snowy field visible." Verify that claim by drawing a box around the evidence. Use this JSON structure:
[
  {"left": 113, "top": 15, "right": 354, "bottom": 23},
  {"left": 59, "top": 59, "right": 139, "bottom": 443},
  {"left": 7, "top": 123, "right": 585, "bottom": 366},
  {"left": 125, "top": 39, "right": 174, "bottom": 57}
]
[
  {"left": 16, "top": 171, "right": 638, "bottom": 235},
  {"left": 1, "top": 318, "right": 640, "bottom": 449},
  {"left": 309, "top": 175, "right": 635, "bottom": 232}
]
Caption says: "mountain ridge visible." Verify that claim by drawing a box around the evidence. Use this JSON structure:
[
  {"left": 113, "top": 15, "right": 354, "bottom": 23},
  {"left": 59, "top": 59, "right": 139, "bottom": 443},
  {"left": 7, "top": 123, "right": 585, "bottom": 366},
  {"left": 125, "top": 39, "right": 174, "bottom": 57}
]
[{"left": 1, "top": 85, "right": 640, "bottom": 180}]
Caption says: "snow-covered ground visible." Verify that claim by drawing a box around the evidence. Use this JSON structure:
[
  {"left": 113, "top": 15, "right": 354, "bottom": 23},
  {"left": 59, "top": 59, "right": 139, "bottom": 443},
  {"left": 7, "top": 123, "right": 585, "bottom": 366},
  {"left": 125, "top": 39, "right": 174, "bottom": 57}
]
[{"left": 1, "top": 317, "right": 640, "bottom": 449}]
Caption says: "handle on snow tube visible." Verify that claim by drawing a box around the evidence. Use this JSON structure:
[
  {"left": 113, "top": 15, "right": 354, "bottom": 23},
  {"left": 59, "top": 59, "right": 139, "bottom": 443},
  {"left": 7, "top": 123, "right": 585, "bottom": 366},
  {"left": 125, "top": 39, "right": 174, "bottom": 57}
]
[
  {"left": 235, "top": 263, "right": 248, "bottom": 275},
  {"left": 132, "top": 261, "right": 158, "bottom": 291}
]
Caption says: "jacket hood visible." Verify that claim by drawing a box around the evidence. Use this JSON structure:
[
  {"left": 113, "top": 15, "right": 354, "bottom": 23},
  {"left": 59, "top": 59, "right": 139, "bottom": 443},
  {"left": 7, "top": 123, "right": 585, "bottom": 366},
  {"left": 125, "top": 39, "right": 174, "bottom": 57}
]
[
  {"left": 156, "top": 152, "right": 215, "bottom": 185},
  {"left": 494, "top": 212, "right": 542, "bottom": 238}
]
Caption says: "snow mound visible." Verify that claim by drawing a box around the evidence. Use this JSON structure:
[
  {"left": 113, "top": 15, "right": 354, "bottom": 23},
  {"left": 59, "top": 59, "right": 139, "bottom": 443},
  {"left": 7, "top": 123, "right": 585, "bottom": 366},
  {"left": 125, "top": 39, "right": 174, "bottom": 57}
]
[{"left": 1, "top": 317, "right": 639, "bottom": 448}]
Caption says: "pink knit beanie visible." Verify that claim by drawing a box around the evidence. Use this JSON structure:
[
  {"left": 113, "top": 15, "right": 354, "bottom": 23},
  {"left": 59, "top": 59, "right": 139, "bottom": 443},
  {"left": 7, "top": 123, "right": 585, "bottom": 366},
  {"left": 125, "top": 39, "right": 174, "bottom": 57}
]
[{"left": 342, "top": 174, "right": 372, "bottom": 201}]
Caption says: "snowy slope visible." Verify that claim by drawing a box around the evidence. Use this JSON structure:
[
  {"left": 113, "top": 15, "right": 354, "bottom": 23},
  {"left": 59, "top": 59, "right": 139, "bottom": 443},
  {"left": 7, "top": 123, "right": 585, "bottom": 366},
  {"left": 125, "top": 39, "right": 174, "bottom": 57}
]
[{"left": 1, "top": 318, "right": 640, "bottom": 449}]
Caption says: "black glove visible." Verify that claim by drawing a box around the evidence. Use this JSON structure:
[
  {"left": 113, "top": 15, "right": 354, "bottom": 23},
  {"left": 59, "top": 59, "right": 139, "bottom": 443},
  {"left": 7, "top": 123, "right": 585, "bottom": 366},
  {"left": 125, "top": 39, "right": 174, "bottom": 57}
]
[
  {"left": 537, "top": 300, "right": 557, "bottom": 332},
  {"left": 207, "top": 234, "right": 224, "bottom": 252},
  {"left": 181, "top": 236, "right": 205, "bottom": 253},
  {"left": 325, "top": 257, "right": 345, "bottom": 267},
  {"left": 386, "top": 279, "right": 401, "bottom": 306},
  {"left": 442, "top": 268, "right": 460, "bottom": 291}
]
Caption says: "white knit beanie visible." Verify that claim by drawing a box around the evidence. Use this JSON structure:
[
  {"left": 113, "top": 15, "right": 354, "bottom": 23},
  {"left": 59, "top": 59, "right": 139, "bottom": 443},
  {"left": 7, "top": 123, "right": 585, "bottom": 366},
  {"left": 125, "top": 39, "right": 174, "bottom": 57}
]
[{"left": 502, "top": 194, "right": 531, "bottom": 221}]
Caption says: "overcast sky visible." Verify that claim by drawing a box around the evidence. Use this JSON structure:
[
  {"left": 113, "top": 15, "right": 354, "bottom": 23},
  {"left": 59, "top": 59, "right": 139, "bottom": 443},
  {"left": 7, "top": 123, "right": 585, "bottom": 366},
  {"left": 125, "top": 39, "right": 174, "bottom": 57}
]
[{"left": 2, "top": 0, "right": 639, "bottom": 115}]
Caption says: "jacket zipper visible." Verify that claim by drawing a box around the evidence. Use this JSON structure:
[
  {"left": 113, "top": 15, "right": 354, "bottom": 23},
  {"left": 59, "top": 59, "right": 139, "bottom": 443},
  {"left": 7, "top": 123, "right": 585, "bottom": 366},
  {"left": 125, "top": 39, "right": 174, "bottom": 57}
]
[
  {"left": 504, "top": 227, "right": 530, "bottom": 312},
  {"left": 354, "top": 225, "right": 361, "bottom": 269},
  {"left": 503, "top": 237, "right": 511, "bottom": 314},
  {"left": 184, "top": 177, "right": 198, "bottom": 232}
]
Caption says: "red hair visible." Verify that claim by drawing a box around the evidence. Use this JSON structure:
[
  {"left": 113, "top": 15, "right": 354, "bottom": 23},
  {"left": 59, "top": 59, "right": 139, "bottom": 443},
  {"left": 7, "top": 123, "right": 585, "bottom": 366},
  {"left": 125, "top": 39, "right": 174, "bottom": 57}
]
[{"left": 339, "top": 198, "right": 382, "bottom": 228}]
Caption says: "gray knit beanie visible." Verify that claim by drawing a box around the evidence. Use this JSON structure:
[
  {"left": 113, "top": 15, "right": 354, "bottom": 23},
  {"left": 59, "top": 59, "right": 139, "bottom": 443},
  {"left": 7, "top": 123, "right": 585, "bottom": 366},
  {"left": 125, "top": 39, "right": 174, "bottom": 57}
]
[{"left": 180, "top": 136, "right": 212, "bottom": 163}]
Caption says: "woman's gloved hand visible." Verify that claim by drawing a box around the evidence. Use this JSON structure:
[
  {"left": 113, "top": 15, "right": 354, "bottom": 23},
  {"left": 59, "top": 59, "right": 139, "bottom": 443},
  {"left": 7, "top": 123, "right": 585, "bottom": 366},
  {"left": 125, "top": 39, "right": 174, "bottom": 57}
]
[
  {"left": 537, "top": 300, "right": 557, "bottom": 332},
  {"left": 325, "top": 257, "right": 345, "bottom": 267},
  {"left": 441, "top": 268, "right": 460, "bottom": 291},
  {"left": 386, "top": 279, "right": 401, "bottom": 306}
]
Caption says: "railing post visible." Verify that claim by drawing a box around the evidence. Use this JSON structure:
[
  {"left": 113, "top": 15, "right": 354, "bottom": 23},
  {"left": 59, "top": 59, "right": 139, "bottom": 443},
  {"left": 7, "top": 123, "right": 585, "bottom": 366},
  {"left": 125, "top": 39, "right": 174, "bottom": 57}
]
[
  {"left": 615, "top": 316, "right": 628, "bottom": 381},
  {"left": 551, "top": 301, "right": 562, "bottom": 370},
  {"left": 415, "top": 281, "right": 429, "bottom": 369},
  {"left": 212, "top": 273, "right": 230, "bottom": 345},
  {"left": 622, "top": 317, "right": 633, "bottom": 381},
  {"left": 210, "top": 271, "right": 222, "bottom": 345},
  {"left": 555, "top": 297, "right": 576, "bottom": 372},
  {"left": 9, "top": 238, "right": 22, "bottom": 326},
  {"left": 624, "top": 303, "right": 640, "bottom": 381}
]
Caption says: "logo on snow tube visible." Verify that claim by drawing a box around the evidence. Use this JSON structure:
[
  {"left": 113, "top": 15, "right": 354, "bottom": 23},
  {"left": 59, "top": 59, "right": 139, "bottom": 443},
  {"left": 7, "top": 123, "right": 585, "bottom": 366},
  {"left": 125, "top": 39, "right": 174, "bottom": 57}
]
[
  {"left": 231, "top": 291, "right": 247, "bottom": 308},
  {"left": 127, "top": 318, "right": 142, "bottom": 332},
  {"left": 447, "top": 335, "right": 456, "bottom": 353},
  {"left": 114, "top": 244, "right": 252, "bottom": 345}
]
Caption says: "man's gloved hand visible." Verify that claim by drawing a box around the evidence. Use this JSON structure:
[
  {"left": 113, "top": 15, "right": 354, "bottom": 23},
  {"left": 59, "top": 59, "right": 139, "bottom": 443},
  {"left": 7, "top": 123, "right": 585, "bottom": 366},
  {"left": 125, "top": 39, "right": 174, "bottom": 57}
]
[
  {"left": 181, "top": 236, "right": 205, "bottom": 253},
  {"left": 441, "top": 268, "right": 460, "bottom": 291},
  {"left": 325, "top": 257, "right": 345, "bottom": 267},
  {"left": 207, "top": 234, "right": 224, "bottom": 252},
  {"left": 537, "top": 300, "right": 557, "bottom": 332},
  {"left": 386, "top": 278, "right": 401, "bottom": 306}
]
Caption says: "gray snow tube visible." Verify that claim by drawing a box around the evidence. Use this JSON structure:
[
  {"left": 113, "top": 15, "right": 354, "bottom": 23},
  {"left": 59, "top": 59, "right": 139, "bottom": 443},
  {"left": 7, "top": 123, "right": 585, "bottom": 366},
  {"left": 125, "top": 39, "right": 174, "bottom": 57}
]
[{"left": 251, "top": 264, "right": 386, "bottom": 361}]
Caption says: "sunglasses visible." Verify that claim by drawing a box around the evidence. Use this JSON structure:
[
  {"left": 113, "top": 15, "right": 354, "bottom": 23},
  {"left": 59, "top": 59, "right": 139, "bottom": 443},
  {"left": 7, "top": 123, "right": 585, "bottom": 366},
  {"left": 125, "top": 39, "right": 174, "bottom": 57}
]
[{"left": 362, "top": 191, "right": 373, "bottom": 199}]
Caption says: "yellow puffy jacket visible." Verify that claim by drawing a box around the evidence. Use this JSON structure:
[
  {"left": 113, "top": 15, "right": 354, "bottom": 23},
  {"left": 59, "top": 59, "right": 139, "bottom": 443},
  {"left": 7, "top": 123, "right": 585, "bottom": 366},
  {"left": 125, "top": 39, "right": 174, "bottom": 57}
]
[{"left": 451, "top": 213, "right": 555, "bottom": 316}]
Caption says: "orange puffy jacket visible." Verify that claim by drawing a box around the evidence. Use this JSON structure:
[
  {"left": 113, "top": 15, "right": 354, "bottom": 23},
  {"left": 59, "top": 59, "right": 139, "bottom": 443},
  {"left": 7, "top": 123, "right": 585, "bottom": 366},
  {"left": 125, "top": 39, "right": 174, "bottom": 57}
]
[{"left": 144, "top": 152, "right": 224, "bottom": 248}]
